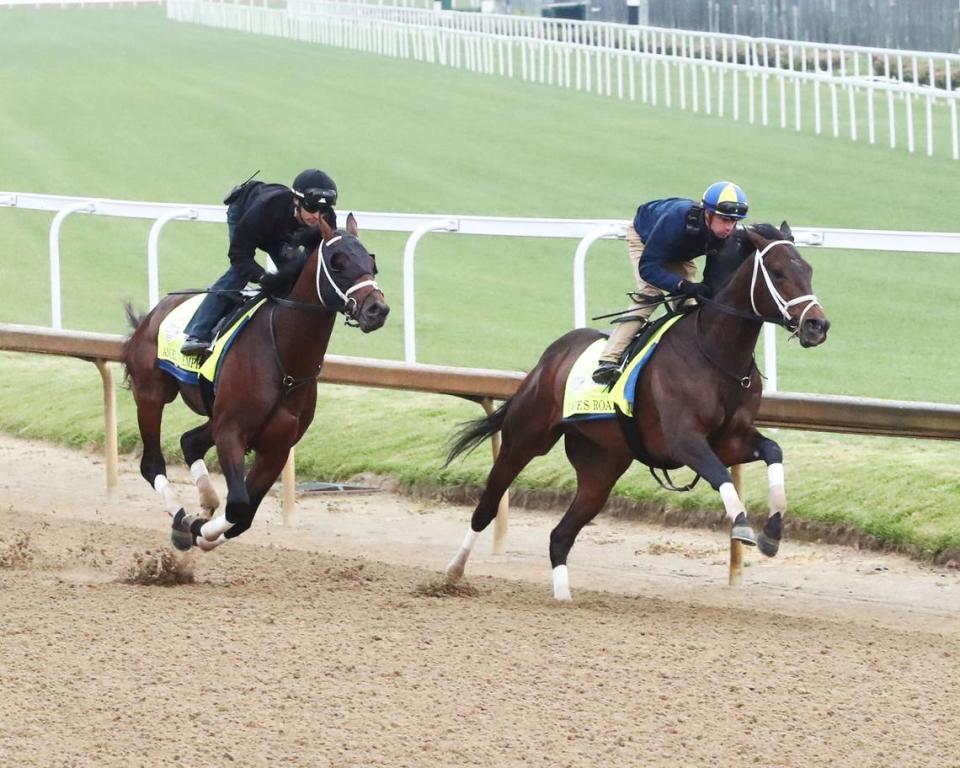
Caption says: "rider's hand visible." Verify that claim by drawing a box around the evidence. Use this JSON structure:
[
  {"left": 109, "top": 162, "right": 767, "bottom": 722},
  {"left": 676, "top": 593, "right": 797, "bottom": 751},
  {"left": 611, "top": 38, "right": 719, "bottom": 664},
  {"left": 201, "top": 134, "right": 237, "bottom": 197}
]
[
  {"left": 677, "top": 280, "right": 712, "bottom": 301},
  {"left": 258, "top": 270, "right": 287, "bottom": 294}
]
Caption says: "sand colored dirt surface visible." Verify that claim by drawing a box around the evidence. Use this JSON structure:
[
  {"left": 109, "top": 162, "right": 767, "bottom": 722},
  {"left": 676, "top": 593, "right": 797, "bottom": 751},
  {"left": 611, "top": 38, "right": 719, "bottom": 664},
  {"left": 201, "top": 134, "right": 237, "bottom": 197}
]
[{"left": 1, "top": 433, "right": 959, "bottom": 767}]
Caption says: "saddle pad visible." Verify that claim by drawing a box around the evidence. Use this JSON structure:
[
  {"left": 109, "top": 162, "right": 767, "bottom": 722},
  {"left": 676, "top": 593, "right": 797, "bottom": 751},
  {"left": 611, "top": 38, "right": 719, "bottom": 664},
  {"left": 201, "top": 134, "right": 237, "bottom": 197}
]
[
  {"left": 561, "top": 314, "right": 682, "bottom": 421},
  {"left": 156, "top": 295, "right": 267, "bottom": 389}
]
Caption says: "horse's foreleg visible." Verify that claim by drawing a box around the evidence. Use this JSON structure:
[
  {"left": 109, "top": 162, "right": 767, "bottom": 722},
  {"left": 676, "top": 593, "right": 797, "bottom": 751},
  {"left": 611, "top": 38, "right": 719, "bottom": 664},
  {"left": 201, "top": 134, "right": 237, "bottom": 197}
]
[
  {"left": 178, "top": 427, "right": 249, "bottom": 547},
  {"left": 671, "top": 436, "right": 757, "bottom": 547},
  {"left": 752, "top": 433, "right": 785, "bottom": 557},
  {"left": 546, "top": 431, "right": 631, "bottom": 601},
  {"left": 181, "top": 422, "right": 219, "bottom": 518}
]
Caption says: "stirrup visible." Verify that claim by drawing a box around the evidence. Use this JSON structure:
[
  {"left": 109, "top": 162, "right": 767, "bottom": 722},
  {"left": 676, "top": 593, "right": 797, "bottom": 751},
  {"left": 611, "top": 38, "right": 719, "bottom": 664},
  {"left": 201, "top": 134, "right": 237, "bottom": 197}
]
[
  {"left": 180, "top": 336, "right": 212, "bottom": 356},
  {"left": 592, "top": 360, "right": 622, "bottom": 387}
]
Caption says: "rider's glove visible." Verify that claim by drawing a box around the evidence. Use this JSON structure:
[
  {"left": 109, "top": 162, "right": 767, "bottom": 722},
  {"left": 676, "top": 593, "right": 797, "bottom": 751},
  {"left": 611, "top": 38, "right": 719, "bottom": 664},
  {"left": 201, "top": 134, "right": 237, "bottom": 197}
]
[{"left": 677, "top": 280, "right": 712, "bottom": 301}]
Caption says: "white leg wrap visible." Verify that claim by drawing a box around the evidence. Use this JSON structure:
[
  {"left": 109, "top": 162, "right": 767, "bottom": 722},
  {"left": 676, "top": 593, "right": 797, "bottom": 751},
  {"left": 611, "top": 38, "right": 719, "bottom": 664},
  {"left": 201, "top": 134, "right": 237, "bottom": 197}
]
[
  {"left": 191, "top": 460, "right": 219, "bottom": 517},
  {"left": 195, "top": 534, "right": 226, "bottom": 551},
  {"left": 445, "top": 528, "right": 479, "bottom": 583},
  {"left": 153, "top": 475, "right": 181, "bottom": 517},
  {"left": 189, "top": 459, "right": 208, "bottom": 483},
  {"left": 552, "top": 565, "right": 572, "bottom": 602},
  {"left": 719, "top": 482, "right": 745, "bottom": 524},
  {"left": 767, "top": 463, "right": 787, "bottom": 515},
  {"left": 460, "top": 529, "right": 479, "bottom": 553},
  {"left": 200, "top": 515, "right": 234, "bottom": 541}
]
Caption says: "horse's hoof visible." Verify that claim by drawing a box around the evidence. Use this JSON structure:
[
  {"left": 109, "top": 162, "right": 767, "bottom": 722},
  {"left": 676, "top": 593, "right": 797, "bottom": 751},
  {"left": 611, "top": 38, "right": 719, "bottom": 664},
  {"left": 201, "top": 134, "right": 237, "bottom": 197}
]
[
  {"left": 731, "top": 512, "right": 757, "bottom": 546},
  {"left": 444, "top": 563, "right": 464, "bottom": 583},
  {"left": 757, "top": 531, "right": 780, "bottom": 557},
  {"left": 757, "top": 512, "right": 782, "bottom": 557},
  {"left": 170, "top": 528, "right": 194, "bottom": 551}
]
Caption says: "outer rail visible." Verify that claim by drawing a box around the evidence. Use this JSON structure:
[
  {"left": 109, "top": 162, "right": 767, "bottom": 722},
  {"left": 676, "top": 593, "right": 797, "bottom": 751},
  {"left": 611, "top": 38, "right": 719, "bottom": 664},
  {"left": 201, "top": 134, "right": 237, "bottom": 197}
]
[{"left": 3, "top": 321, "right": 959, "bottom": 562}]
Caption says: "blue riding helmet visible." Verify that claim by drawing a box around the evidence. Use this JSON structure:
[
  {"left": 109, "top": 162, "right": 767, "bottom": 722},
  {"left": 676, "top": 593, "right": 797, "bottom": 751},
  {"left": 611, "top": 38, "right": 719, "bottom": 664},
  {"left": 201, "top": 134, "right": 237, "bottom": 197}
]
[{"left": 702, "top": 181, "right": 749, "bottom": 219}]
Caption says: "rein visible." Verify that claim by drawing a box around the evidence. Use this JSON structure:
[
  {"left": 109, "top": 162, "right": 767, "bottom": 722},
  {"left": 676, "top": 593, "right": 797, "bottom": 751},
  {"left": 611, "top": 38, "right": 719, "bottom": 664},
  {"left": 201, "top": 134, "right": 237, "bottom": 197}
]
[
  {"left": 247, "top": 235, "right": 381, "bottom": 449},
  {"left": 694, "top": 311, "right": 758, "bottom": 389}
]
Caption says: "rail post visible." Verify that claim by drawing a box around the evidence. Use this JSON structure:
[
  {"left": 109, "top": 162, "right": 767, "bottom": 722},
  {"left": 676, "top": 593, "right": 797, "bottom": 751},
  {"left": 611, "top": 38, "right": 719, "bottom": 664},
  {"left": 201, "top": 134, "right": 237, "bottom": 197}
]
[
  {"left": 281, "top": 447, "right": 296, "bottom": 524},
  {"left": 147, "top": 207, "right": 199, "bottom": 308},
  {"left": 92, "top": 359, "right": 119, "bottom": 495},
  {"left": 49, "top": 201, "right": 96, "bottom": 330},
  {"left": 729, "top": 463, "right": 744, "bottom": 586},
  {"left": 573, "top": 222, "right": 627, "bottom": 328},
  {"left": 403, "top": 218, "right": 459, "bottom": 362}
]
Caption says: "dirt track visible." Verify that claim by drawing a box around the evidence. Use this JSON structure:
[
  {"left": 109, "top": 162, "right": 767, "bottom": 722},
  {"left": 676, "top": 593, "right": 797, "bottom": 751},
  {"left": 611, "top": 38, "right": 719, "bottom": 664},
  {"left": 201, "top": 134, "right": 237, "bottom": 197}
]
[{"left": 1, "top": 434, "right": 958, "bottom": 767}]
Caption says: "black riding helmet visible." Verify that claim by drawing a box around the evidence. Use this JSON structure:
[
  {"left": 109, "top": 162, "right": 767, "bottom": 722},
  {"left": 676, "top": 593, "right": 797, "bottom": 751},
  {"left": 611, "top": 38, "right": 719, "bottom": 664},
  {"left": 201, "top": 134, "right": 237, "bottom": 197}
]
[{"left": 292, "top": 168, "right": 338, "bottom": 213}]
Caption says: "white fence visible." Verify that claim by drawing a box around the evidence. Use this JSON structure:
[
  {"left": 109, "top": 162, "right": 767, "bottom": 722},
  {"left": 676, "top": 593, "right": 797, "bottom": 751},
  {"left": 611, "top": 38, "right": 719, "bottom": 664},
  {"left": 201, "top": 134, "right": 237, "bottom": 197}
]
[
  {"left": 166, "top": 0, "right": 960, "bottom": 159},
  {"left": 5, "top": 190, "right": 960, "bottom": 394},
  {"left": 0, "top": 0, "right": 161, "bottom": 6}
]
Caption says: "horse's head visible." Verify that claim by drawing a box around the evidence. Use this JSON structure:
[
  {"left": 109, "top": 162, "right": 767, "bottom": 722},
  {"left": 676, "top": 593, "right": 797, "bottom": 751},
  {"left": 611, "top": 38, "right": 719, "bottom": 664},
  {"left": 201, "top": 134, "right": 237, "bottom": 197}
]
[
  {"left": 744, "top": 222, "right": 830, "bottom": 348},
  {"left": 315, "top": 213, "right": 390, "bottom": 333}
]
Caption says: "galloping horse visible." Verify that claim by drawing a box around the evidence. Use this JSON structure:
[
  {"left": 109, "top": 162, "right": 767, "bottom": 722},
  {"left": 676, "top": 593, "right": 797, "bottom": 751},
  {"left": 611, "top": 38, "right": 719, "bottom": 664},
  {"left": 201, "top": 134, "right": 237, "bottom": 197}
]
[
  {"left": 444, "top": 222, "right": 829, "bottom": 600},
  {"left": 123, "top": 214, "right": 389, "bottom": 550}
]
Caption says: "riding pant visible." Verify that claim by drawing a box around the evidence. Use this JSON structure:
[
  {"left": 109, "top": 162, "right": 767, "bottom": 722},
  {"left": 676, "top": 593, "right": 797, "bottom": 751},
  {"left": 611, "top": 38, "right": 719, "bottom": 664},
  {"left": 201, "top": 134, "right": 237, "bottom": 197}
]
[{"left": 598, "top": 225, "right": 696, "bottom": 365}]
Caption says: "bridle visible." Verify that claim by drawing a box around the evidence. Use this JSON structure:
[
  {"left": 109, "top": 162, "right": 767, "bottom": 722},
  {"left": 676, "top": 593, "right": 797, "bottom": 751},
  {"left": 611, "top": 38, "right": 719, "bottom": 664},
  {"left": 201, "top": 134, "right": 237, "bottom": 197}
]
[
  {"left": 313, "top": 235, "right": 381, "bottom": 326},
  {"left": 270, "top": 234, "right": 382, "bottom": 327},
  {"left": 694, "top": 238, "right": 822, "bottom": 388},
  {"left": 748, "top": 239, "right": 821, "bottom": 334},
  {"left": 251, "top": 234, "right": 383, "bottom": 447}
]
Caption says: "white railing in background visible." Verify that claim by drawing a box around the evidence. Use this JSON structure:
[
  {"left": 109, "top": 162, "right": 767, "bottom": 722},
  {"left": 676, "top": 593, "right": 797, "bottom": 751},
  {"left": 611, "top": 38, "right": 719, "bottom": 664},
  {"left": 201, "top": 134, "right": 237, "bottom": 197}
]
[
  {"left": 0, "top": 0, "right": 162, "bottom": 6},
  {"left": 5, "top": 191, "right": 960, "bottom": 393},
  {"left": 166, "top": 0, "right": 960, "bottom": 160}
]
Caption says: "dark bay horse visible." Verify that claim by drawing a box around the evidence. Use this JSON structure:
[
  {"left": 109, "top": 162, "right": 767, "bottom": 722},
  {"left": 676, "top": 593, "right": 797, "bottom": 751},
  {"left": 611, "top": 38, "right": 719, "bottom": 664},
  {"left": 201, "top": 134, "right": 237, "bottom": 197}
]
[
  {"left": 444, "top": 222, "right": 829, "bottom": 600},
  {"left": 123, "top": 214, "right": 389, "bottom": 550}
]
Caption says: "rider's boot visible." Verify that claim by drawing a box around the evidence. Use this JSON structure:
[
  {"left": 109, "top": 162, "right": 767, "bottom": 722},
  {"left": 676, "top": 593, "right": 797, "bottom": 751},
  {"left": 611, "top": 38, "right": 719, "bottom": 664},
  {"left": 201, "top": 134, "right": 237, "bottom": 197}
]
[{"left": 592, "top": 359, "right": 622, "bottom": 387}]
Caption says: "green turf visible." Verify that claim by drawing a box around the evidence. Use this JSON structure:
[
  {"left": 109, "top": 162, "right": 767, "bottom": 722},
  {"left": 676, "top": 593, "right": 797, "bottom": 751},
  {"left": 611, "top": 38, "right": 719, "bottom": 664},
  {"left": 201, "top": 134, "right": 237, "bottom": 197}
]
[{"left": 1, "top": 8, "right": 958, "bottom": 555}]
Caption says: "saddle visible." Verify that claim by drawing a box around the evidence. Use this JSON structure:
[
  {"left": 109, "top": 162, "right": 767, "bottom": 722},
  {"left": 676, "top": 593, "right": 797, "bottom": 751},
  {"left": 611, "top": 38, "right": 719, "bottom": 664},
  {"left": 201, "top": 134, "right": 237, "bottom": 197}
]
[{"left": 156, "top": 292, "right": 269, "bottom": 411}]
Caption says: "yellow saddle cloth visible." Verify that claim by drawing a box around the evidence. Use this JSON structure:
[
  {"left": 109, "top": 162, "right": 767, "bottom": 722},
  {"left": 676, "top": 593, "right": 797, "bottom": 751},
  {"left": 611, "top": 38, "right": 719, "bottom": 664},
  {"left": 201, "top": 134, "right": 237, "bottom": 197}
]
[
  {"left": 561, "top": 315, "right": 682, "bottom": 421},
  {"left": 156, "top": 294, "right": 267, "bottom": 388}
]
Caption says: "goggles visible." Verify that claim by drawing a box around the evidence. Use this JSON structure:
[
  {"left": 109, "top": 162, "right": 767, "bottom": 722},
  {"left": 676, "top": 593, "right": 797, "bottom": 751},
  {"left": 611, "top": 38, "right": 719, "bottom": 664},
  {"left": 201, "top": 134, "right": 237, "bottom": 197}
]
[
  {"left": 297, "top": 188, "right": 338, "bottom": 213},
  {"left": 712, "top": 200, "right": 749, "bottom": 219}
]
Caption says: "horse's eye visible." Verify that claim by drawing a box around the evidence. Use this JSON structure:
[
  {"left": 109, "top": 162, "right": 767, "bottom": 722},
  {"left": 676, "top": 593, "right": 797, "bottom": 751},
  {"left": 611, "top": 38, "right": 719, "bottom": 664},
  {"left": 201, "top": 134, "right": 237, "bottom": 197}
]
[
  {"left": 770, "top": 269, "right": 784, "bottom": 280},
  {"left": 329, "top": 255, "right": 345, "bottom": 273}
]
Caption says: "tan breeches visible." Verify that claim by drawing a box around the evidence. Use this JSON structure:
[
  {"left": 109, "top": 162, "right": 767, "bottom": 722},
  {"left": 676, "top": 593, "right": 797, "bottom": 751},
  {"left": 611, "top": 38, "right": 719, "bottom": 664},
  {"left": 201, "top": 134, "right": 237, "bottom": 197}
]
[{"left": 598, "top": 224, "right": 697, "bottom": 364}]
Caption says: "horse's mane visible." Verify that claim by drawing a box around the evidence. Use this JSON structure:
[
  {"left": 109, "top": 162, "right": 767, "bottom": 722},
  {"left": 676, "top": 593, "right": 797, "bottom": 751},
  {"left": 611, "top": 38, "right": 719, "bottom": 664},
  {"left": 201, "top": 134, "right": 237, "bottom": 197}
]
[
  {"left": 747, "top": 222, "right": 792, "bottom": 242},
  {"left": 258, "top": 225, "right": 348, "bottom": 298},
  {"left": 704, "top": 222, "right": 792, "bottom": 292}
]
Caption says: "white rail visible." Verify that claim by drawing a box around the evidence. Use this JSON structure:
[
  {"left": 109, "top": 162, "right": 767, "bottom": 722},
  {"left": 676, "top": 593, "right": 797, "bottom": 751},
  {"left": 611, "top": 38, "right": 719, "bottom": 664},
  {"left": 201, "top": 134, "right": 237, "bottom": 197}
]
[
  {"left": 5, "top": 191, "right": 960, "bottom": 392},
  {"left": 167, "top": 0, "right": 960, "bottom": 160}
]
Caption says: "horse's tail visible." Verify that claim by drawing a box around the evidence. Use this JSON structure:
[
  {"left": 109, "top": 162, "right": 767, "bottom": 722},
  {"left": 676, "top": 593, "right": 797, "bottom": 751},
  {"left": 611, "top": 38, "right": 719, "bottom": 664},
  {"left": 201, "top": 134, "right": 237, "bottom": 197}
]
[
  {"left": 444, "top": 398, "right": 512, "bottom": 467},
  {"left": 121, "top": 301, "right": 147, "bottom": 387}
]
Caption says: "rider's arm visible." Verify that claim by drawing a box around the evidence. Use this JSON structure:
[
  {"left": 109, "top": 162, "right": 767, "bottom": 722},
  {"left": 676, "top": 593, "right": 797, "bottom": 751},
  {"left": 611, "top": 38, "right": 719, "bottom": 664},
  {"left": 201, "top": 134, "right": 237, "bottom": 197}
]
[
  {"left": 637, "top": 210, "right": 691, "bottom": 292},
  {"left": 227, "top": 192, "right": 297, "bottom": 284}
]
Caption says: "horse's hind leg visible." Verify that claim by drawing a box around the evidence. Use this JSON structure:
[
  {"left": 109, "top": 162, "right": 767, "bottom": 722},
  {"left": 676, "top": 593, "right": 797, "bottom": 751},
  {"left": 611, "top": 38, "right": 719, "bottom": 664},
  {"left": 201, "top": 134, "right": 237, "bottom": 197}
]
[
  {"left": 548, "top": 430, "right": 631, "bottom": 601},
  {"left": 132, "top": 378, "right": 184, "bottom": 520},
  {"left": 445, "top": 418, "right": 563, "bottom": 583},
  {"left": 180, "top": 422, "right": 220, "bottom": 518}
]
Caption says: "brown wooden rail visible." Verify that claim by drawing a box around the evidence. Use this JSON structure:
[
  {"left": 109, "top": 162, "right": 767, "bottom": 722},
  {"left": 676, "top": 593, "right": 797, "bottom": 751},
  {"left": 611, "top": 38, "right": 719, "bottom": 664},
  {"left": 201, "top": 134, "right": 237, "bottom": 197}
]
[{"left": 3, "top": 321, "right": 959, "bottom": 559}]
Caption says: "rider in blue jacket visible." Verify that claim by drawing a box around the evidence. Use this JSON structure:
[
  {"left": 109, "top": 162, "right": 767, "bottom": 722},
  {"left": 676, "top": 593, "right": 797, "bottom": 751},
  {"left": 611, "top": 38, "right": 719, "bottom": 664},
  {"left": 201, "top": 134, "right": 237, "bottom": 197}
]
[
  {"left": 181, "top": 168, "right": 338, "bottom": 355},
  {"left": 592, "top": 181, "right": 749, "bottom": 386}
]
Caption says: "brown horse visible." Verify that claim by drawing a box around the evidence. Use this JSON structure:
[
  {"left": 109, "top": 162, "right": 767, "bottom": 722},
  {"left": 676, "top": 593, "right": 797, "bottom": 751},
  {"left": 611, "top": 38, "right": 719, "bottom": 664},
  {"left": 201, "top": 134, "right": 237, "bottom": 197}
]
[
  {"left": 123, "top": 214, "right": 389, "bottom": 550},
  {"left": 444, "top": 222, "right": 829, "bottom": 600}
]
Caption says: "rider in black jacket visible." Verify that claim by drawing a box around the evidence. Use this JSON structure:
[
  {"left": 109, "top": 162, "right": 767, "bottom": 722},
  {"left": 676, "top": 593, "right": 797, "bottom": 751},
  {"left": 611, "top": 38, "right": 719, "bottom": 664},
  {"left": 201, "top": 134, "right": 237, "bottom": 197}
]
[{"left": 181, "top": 168, "right": 338, "bottom": 355}]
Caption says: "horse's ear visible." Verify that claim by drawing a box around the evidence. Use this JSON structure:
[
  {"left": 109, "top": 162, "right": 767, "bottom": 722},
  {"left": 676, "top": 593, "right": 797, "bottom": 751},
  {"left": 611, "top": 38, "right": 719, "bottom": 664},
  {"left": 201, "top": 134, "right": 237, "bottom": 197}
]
[
  {"left": 779, "top": 220, "right": 794, "bottom": 241},
  {"left": 346, "top": 212, "right": 358, "bottom": 237},
  {"left": 318, "top": 215, "right": 335, "bottom": 242}
]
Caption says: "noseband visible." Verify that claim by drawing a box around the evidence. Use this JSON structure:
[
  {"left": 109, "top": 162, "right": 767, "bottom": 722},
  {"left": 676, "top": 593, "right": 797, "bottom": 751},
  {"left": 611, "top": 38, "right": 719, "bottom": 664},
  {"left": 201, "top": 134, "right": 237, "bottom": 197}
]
[
  {"left": 750, "top": 240, "right": 821, "bottom": 334},
  {"left": 314, "top": 235, "right": 381, "bottom": 326}
]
